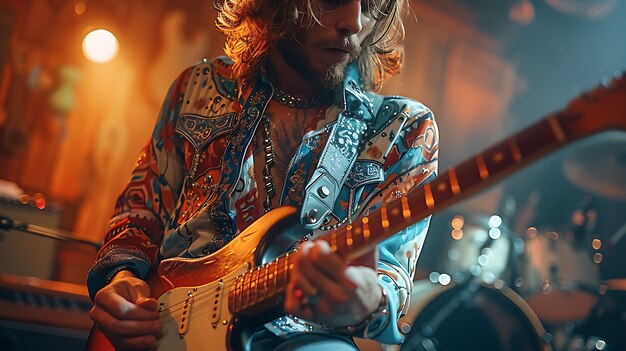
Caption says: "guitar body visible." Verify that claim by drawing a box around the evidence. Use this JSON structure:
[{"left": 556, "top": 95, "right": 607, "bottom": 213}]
[{"left": 86, "top": 206, "right": 304, "bottom": 351}]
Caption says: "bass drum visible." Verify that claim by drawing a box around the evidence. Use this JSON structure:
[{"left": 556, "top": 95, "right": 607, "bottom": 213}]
[{"left": 397, "top": 280, "right": 552, "bottom": 351}]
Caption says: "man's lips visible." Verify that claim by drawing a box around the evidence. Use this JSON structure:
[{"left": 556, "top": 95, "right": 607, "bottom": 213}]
[{"left": 322, "top": 47, "right": 353, "bottom": 59}]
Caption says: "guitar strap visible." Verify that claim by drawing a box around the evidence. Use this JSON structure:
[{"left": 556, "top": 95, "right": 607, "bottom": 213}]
[{"left": 300, "top": 66, "right": 383, "bottom": 230}]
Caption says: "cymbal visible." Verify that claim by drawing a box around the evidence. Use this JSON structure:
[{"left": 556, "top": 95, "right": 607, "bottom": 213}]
[{"left": 563, "top": 137, "right": 626, "bottom": 201}]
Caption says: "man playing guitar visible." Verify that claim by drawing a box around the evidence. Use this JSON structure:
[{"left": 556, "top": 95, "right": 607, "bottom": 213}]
[{"left": 87, "top": 0, "right": 439, "bottom": 349}]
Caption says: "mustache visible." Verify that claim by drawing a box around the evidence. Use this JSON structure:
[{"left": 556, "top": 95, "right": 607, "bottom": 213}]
[{"left": 319, "top": 39, "right": 361, "bottom": 57}]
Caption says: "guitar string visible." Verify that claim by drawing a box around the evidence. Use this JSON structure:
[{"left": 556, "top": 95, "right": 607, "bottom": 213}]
[
  {"left": 159, "top": 272, "right": 288, "bottom": 319},
  {"left": 157, "top": 264, "right": 289, "bottom": 318}
]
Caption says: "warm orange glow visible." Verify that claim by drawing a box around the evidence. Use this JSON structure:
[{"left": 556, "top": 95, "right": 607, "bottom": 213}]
[
  {"left": 451, "top": 215, "right": 464, "bottom": 230},
  {"left": 527, "top": 227, "right": 538, "bottom": 238},
  {"left": 82, "top": 29, "right": 119, "bottom": 63},
  {"left": 74, "top": 2, "right": 86, "bottom": 15},
  {"left": 592, "top": 239, "right": 602, "bottom": 250},
  {"left": 594, "top": 253, "right": 603, "bottom": 264},
  {"left": 451, "top": 229, "right": 463, "bottom": 240}
]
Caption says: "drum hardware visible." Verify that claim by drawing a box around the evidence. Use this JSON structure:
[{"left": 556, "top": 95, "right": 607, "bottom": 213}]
[
  {"left": 397, "top": 212, "right": 551, "bottom": 351},
  {"left": 0, "top": 215, "right": 101, "bottom": 250},
  {"left": 563, "top": 136, "right": 626, "bottom": 201},
  {"left": 561, "top": 279, "right": 626, "bottom": 351},
  {"left": 440, "top": 213, "right": 522, "bottom": 286},
  {"left": 514, "top": 228, "right": 600, "bottom": 324},
  {"left": 399, "top": 276, "right": 488, "bottom": 351},
  {"left": 513, "top": 195, "right": 605, "bottom": 325},
  {"left": 397, "top": 279, "right": 552, "bottom": 351}
]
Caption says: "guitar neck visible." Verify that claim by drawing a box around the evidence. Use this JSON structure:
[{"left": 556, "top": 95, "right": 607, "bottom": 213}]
[{"left": 229, "top": 75, "right": 626, "bottom": 315}]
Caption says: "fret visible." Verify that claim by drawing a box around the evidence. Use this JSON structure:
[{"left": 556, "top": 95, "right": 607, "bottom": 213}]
[
  {"left": 483, "top": 141, "right": 516, "bottom": 176},
  {"left": 283, "top": 253, "right": 290, "bottom": 288},
  {"left": 273, "top": 257, "right": 279, "bottom": 293},
  {"left": 288, "top": 254, "right": 295, "bottom": 272},
  {"left": 236, "top": 276, "right": 243, "bottom": 312},
  {"left": 263, "top": 263, "right": 270, "bottom": 298},
  {"left": 253, "top": 267, "right": 260, "bottom": 303},
  {"left": 508, "top": 138, "right": 522, "bottom": 162},
  {"left": 244, "top": 270, "right": 251, "bottom": 308},
  {"left": 548, "top": 115, "right": 566, "bottom": 142},
  {"left": 331, "top": 232, "right": 337, "bottom": 252},
  {"left": 230, "top": 277, "right": 238, "bottom": 312},
  {"left": 405, "top": 188, "right": 430, "bottom": 220},
  {"left": 380, "top": 206, "right": 390, "bottom": 229},
  {"left": 476, "top": 154, "right": 489, "bottom": 179},
  {"left": 362, "top": 216, "right": 370, "bottom": 239},
  {"left": 449, "top": 167, "right": 460, "bottom": 194},
  {"left": 423, "top": 183, "right": 435, "bottom": 209},
  {"left": 516, "top": 119, "right": 561, "bottom": 159},
  {"left": 455, "top": 158, "right": 483, "bottom": 194},
  {"left": 346, "top": 225, "right": 353, "bottom": 246},
  {"left": 401, "top": 195, "right": 412, "bottom": 218}
]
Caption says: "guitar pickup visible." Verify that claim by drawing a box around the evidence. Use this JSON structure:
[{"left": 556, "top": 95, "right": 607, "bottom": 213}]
[{"left": 178, "top": 291, "right": 194, "bottom": 337}]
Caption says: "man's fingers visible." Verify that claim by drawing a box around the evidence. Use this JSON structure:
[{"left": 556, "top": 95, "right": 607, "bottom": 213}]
[
  {"left": 91, "top": 308, "right": 161, "bottom": 337},
  {"left": 297, "top": 255, "right": 349, "bottom": 304},
  {"left": 95, "top": 289, "right": 160, "bottom": 321},
  {"left": 136, "top": 296, "right": 159, "bottom": 312},
  {"left": 307, "top": 241, "right": 357, "bottom": 289},
  {"left": 124, "top": 278, "right": 153, "bottom": 304}
]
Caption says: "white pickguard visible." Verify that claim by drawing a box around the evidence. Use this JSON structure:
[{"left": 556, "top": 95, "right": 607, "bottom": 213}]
[{"left": 156, "top": 265, "right": 249, "bottom": 351}]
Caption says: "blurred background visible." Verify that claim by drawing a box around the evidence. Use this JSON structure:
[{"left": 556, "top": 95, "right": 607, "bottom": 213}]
[{"left": 0, "top": 0, "right": 625, "bottom": 350}]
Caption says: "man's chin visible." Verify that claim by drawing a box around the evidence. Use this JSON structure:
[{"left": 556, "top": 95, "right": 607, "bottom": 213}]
[{"left": 318, "top": 62, "right": 347, "bottom": 90}]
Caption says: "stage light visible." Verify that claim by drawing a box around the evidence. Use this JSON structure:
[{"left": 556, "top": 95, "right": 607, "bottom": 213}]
[
  {"left": 447, "top": 248, "right": 460, "bottom": 261},
  {"left": 82, "top": 29, "right": 119, "bottom": 63},
  {"left": 489, "top": 215, "right": 502, "bottom": 228},
  {"left": 592, "top": 239, "right": 602, "bottom": 250},
  {"left": 451, "top": 215, "right": 464, "bottom": 229},
  {"left": 438, "top": 273, "right": 451, "bottom": 286},
  {"left": 489, "top": 228, "right": 501, "bottom": 239},
  {"left": 451, "top": 229, "right": 463, "bottom": 240},
  {"left": 429, "top": 272, "right": 440, "bottom": 284},
  {"left": 594, "top": 253, "right": 603, "bottom": 264}
]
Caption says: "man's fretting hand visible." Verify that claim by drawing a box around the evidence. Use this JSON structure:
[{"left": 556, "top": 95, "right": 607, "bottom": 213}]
[{"left": 284, "top": 240, "right": 383, "bottom": 328}]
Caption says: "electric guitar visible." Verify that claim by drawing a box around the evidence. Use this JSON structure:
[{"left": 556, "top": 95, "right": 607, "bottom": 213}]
[{"left": 85, "top": 74, "right": 626, "bottom": 351}]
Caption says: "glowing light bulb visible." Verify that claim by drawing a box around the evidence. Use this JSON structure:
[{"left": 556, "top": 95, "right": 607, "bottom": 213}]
[{"left": 82, "top": 29, "right": 119, "bottom": 63}]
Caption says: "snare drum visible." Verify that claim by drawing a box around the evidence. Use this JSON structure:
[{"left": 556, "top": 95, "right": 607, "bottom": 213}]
[
  {"left": 516, "top": 231, "right": 599, "bottom": 323},
  {"left": 396, "top": 280, "right": 551, "bottom": 351}
]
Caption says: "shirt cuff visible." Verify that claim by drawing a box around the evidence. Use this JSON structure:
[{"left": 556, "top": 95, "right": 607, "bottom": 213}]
[
  {"left": 86, "top": 248, "right": 152, "bottom": 300},
  {"left": 369, "top": 276, "right": 405, "bottom": 344}
]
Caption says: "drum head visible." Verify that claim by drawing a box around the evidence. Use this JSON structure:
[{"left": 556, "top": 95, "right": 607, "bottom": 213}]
[{"left": 401, "top": 281, "right": 551, "bottom": 351}]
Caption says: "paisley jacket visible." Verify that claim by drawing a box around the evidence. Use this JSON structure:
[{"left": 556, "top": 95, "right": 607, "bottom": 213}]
[{"left": 87, "top": 56, "right": 439, "bottom": 344}]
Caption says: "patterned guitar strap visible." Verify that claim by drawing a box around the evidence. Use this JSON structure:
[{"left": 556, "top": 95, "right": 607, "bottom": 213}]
[{"left": 300, "top": 66, "right": 383, "bottom": 230}]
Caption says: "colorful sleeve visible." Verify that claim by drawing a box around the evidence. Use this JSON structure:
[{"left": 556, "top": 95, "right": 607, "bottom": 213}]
[
  {"left": 361, "top": 98, "right": 439, "bottom": 343},
  {"left": 86, "top": 67, "right": 193, "bottom": 299}
]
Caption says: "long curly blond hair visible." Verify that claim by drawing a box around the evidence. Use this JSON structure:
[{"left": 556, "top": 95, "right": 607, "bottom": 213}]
[{"left": 215, "top": 0, "right": 407, "bottom": 91}]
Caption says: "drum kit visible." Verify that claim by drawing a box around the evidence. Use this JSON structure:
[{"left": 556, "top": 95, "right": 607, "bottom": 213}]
[{"left": 397, "top": 141, "right": 626, "bottom": 351}]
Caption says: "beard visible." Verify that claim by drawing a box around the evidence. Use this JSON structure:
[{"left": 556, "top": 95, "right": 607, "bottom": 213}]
[{"left": 277, "top": 37, "right": 358, "bottom": 92}]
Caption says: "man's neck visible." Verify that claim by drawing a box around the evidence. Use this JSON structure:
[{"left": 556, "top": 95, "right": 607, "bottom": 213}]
[{"left": 265, "top": 49, "right": 317, "bottom": 99}]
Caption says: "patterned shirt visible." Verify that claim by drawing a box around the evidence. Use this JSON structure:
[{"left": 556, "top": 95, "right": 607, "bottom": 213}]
[{"left": 87, "top": 56, "right": 439, "bottom": 344}]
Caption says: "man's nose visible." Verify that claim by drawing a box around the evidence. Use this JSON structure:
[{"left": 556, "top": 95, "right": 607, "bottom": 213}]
[{"left": 336, "top": 0, "right": 363, "bottom": 35}]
